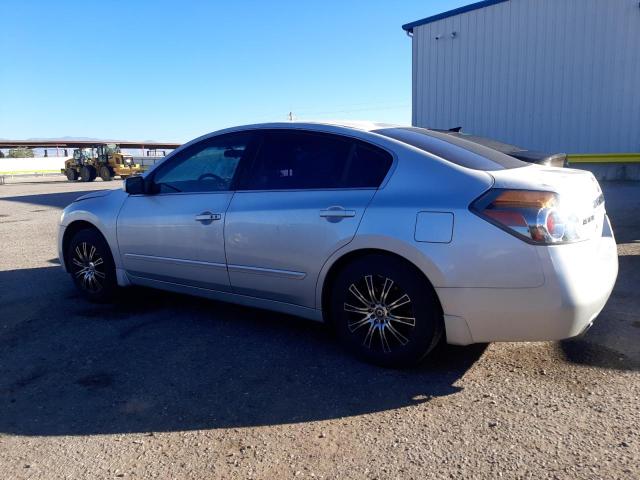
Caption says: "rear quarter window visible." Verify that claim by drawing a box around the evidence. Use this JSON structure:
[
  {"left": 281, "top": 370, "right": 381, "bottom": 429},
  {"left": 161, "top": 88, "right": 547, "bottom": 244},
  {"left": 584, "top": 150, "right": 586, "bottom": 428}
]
[
  {"left": 342, "top": 142, "right": 393, "bottom": 188},
  {"left": 375, "top": 127, "right": 529, "bottom": 171}
]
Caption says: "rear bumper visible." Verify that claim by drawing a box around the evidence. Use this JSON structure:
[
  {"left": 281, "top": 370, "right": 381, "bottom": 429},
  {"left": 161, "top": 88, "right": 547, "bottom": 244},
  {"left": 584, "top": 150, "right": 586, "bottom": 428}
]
[{"left": 437, "top": 215, "right": 618, "bottom": 345}]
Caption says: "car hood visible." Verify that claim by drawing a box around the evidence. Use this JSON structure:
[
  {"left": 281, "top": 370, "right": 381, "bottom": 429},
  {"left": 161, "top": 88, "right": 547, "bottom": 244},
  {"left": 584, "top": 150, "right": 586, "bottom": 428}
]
[{"left": 73, "top": 189, "right": 115, "bottom": 203}]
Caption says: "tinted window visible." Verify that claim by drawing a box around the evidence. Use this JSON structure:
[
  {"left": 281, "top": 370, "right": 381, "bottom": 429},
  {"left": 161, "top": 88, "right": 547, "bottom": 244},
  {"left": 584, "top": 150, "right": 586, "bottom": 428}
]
[
  {"left": 375, "top": 127, "right": 528, "bottom": 171},
  {"left": 242, "top": 130, "right": 392, "bottom": 190},
  {"left": 152, "top": 133, "right": 252, "bottom": 193},
  {"left": 342, "top": 142, "right": 393, "bottom": 188}
]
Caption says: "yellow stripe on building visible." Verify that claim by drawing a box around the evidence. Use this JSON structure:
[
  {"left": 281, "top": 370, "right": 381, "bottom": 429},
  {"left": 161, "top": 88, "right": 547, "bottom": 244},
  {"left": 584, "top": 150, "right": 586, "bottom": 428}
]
[{"left": 568, "top": 153, "right": 640, "bottom": 164}]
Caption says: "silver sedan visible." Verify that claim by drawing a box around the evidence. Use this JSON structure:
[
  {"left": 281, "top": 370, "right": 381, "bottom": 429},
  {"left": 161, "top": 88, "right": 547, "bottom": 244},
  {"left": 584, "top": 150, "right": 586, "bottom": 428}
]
[{"left": 58, "top": 122, "right": 618, "bottom": 367}]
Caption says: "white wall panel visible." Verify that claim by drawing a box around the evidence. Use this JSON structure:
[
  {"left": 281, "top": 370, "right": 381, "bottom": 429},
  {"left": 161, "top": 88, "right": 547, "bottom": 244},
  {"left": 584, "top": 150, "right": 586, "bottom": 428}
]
[{"left": 411, "top": 0, "right": 640, "bottom": 153}]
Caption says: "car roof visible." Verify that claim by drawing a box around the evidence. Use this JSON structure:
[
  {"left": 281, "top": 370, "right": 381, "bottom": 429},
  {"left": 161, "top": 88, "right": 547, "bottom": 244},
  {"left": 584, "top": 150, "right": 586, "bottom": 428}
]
[{"left": 227, "top": 120, "right": 406, "bottom": 133}]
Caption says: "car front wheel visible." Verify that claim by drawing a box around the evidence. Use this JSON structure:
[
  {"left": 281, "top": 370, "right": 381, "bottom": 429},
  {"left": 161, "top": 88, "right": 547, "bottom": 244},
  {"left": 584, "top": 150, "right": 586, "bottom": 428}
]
[
  {"left": 330, "top": 254, "right": 443, "bottom": 368},
  {"left": 66, "top": 228, "right": 117, "bottom": 302}
]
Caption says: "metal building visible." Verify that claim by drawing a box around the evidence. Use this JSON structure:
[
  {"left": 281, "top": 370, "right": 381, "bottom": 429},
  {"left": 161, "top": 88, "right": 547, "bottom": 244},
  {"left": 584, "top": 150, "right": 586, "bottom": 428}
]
[{"left": 403, "top": 0, "right": 640, "bottom": 154}]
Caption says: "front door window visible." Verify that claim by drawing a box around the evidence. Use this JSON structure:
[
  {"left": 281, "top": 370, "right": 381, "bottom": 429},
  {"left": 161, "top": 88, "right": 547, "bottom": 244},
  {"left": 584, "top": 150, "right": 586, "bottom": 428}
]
[{"left": 152, "top": 133, "right": 252, "bottom": 193}]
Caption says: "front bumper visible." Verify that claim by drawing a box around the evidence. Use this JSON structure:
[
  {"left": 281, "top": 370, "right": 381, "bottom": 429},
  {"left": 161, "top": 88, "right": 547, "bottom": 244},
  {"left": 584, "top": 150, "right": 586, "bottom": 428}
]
[{"left": 437, "top": 215, "right": 618, "bottom": 345}]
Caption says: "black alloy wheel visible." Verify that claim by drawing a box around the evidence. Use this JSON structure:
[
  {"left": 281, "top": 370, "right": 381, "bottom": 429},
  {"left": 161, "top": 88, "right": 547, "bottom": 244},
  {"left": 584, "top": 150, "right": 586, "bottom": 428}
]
[
  {"left": 67, "top": 228, "right": 117, "bottom": 302},
  {"left": 330, "top": 254, "right": 443, "bottom": 368}
]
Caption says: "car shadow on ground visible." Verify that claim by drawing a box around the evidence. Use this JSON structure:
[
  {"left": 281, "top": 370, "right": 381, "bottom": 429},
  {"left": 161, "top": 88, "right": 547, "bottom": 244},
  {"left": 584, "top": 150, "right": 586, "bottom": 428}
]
[
  {"left": 1, "top": 188, "right": 113, "bottom": 209},
  {"left": 0, "top": 265, "right": 486, "bottom": 436}
]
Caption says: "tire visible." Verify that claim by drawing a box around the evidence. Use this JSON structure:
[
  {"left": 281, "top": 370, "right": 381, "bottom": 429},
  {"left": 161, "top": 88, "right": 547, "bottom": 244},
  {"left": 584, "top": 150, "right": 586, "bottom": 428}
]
[
  {"left": 99, "top": 165, "right": 113, "bottom": 181},
  {"left": 65, "top": 168, "right": 78, "bottom": 181},
  {"left": 66, "top": 228, "right": 118, "bottom": 303},
  {"left": 329, "top": 254, "right": 443, "bottom": 368},
  {"left": 80, "top": 165, "right": 93, "bottom": 182}
]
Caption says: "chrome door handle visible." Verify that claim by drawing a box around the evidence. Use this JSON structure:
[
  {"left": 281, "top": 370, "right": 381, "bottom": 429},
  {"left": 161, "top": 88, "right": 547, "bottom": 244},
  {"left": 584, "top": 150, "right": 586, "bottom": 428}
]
[
  {"left": 195, "top": 212, "right": 222, "bottom": 222},
  {"left": 320, "top": 207, "right": 356, "bottom": 218}
]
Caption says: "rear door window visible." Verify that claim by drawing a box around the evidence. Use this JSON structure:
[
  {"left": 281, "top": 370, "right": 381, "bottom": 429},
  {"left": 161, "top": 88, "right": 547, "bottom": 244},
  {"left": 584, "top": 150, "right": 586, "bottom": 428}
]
[{"left": 241, "top": 130, "right": 392, "bottom": 190}]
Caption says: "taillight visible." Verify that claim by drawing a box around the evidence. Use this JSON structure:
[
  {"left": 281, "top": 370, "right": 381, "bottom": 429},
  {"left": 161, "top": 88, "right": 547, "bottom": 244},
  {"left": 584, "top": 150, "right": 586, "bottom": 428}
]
[{"left": 471, "top": 189, "right": 592, "bottom": 245}]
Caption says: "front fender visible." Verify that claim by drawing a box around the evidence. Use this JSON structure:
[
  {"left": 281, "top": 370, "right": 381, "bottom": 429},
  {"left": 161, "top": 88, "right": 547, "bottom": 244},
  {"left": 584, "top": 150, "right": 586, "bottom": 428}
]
[{"left": 59, "top": 189, "right": 128, "bottom": 272}]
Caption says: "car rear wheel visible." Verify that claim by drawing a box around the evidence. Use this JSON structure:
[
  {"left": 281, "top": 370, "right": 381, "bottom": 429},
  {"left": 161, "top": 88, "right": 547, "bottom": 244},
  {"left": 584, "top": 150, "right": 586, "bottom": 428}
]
[
  {"left": 66, "top": 228, "right": 117, "bottom": 302},
  {"left": 330, "top": 254, "right": 443, "bottom": 368}
]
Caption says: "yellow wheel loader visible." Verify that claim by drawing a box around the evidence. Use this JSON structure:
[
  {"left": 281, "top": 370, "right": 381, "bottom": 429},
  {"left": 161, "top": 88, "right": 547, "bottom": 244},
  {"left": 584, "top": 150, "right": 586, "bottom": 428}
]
[{"left": 62, "top": 144, "right": 144, "bottom": 182}]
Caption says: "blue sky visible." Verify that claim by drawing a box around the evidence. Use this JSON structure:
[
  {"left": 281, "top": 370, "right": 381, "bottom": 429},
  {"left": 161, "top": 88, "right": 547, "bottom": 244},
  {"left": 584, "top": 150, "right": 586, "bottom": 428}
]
[{"left": 0, "top": 1, "right": 468, "bottom": 142}]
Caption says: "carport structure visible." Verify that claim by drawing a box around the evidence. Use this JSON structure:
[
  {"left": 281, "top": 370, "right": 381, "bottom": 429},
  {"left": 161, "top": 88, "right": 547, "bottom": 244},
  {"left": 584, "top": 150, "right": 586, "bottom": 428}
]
[{"left": 0, "top": 139, "right": 181, "bottom": 158}]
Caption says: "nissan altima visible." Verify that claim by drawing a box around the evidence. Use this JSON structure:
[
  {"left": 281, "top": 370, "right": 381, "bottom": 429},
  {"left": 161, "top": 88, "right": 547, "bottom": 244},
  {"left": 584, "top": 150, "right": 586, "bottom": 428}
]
[{"left": 58, "top": 122, "right": 618, "bottom": 367}]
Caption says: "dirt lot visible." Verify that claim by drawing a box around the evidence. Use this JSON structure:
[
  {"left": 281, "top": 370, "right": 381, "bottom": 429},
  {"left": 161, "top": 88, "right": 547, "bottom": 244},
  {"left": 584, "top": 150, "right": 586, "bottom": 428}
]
[{"left": 0, "top": 177, "right": 638, "bottom": 479}]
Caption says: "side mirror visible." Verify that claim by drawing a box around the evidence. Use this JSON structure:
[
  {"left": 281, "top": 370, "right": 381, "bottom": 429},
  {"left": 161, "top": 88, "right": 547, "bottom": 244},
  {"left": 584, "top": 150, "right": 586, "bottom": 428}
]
[{"left": 124, "top": 175, "right": 146, "bottom": 195}]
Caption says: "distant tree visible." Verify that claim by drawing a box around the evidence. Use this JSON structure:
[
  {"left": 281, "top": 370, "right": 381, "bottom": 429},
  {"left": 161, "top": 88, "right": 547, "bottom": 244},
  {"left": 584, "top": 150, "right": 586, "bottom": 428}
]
[
  {"left": 0, "top": 150, "right": 4, "bottom": 158},
  {"left": 8, "top": 147, "right": 34, "bottom": 158}
]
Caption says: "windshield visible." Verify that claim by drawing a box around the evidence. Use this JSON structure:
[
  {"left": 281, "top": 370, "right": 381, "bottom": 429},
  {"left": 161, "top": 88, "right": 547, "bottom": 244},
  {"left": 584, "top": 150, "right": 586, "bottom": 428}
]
[
  {"left": 374, "top": 127, "right": 529, "bottom": 171},
  {"left": 105, "top": 144, "right": 120, "bottom": 154},
  {"left": 74, "top": 148, "right": 95, "bottom": 159}
]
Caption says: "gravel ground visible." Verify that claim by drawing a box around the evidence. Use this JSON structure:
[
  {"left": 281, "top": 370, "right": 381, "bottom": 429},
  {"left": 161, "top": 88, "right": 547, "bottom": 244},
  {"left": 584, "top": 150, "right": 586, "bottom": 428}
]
[{"left": 0, "top": 177, "right": 638, "bottom": 479}]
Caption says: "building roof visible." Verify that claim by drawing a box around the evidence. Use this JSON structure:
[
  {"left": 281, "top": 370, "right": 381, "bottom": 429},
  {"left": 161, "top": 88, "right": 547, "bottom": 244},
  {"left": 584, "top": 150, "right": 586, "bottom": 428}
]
[{"left": 402, "top": 0, "right": 510, "bottom": 32}]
